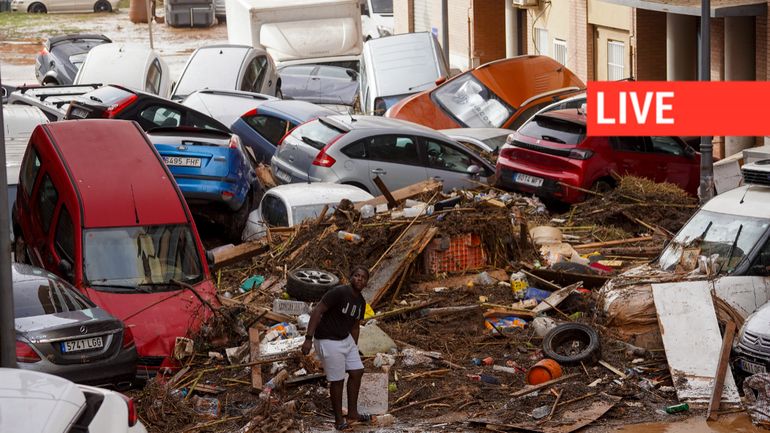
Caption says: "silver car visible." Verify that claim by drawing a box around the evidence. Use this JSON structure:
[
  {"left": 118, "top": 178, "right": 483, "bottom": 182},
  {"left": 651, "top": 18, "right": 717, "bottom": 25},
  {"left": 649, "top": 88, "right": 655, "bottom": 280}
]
[
  {"left": 440, "top": 128, "right": 515, "bottom": 154},
  {"left": 271, "top": 115, "right": 495, "bottom": 194}
]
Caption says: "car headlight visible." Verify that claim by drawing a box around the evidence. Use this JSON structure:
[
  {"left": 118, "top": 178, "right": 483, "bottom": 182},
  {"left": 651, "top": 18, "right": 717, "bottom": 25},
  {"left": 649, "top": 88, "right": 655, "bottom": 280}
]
[
  {"left": 377, "top": 25, "right": 392, "bottom": 37},
  {"left": 735, "top": 314, "right": 754, "bottom": 349}
]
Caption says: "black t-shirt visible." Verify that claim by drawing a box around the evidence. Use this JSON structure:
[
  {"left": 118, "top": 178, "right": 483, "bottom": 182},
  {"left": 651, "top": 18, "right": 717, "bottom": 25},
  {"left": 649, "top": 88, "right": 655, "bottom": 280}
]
[{"left": 314, "top": 285, "right": 365, "bottom": 340}]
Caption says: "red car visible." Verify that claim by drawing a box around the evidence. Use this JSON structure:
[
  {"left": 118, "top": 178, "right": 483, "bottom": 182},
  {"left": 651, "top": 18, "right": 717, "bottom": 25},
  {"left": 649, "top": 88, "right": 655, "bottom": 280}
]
[
  {"left": 495, "top": 109, "right": 701, "bottom": 203},
  {"left": 13, "top": 119, "right": 219, "bottom": 378}
]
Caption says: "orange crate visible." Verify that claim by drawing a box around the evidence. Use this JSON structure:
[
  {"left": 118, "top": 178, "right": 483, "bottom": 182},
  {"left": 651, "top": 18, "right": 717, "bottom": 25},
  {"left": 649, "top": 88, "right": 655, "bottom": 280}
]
[{"left": 425, "top": 233, "right": 487, "bottom": 274}]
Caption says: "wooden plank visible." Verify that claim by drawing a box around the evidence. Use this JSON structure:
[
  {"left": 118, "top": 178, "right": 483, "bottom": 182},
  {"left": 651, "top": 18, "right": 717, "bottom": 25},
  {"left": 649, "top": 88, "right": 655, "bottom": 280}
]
[
  {"left": 527, "top": 268, "right": 609, "bottom": 290},
  {"left": 573, "top": 236, "right": 654, "bottom": 250},
  {"left": 255, "top": 163, "right": 277, "bottom": 188},
  {"left": 410, "top": 270, "right": 509, "bottom": 291},
  {"left": 510, "top": 373, "right": 580, "bottom": 398},
  {"left": 362, "top": 223, "right": 434, "bottom": 305},
  {"left": 354, "top": 179, "right": 442, "bottom": 210},
  {"left": 372, "top": 176, "right": 398, "bottom": 209},
  {"left": 598, "top": 360, "right": 626, "bottom": 379},
  {"left": 652, "top": 282, "right": 740, "bottom": 407},
  {"left": 249, "top": 327, "right": 262, "bottom": 389},
  {"left": 210, "top": 240, "right": 269, "bottom": 270},
  {"left": 218, "top": 295, "right": 294, "bottom": 323},
  {"left": 707, "top": 321, "right": 736, "bottom": 421}
]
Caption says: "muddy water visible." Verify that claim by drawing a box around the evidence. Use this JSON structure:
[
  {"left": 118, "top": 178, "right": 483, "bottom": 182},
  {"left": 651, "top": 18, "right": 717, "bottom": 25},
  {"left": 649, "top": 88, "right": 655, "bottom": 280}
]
[
  {"left": 0, "top": 9, "right": 227, "bottom": 85},
  {"left": 616, "top": 414, "right": 764, "bottom": 433}
]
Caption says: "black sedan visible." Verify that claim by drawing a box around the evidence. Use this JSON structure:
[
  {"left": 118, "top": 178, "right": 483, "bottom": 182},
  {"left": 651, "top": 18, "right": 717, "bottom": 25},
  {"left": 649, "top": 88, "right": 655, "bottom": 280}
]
[
  {"left": 13, "top": 263, "right": 137, "bottom": 388},
  {"left": 35, "top": 34, "right": 111, "bottom": 86}
]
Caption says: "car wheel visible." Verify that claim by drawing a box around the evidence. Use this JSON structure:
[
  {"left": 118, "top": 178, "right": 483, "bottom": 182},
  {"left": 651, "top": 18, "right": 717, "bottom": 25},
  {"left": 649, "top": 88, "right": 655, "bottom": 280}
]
[
  {"left": 94, "top": 0, "right": 111, "bottom": 11},
  {"left": 225, "top": 192, "right": 252, "bottom": 242},
  {"left": 542, "top": 323, "right": 601, "bottom": 366},
  {"left": 42, "top": 78, "right": 59, "bottom": 86},
  {"left": 286, "top": 268, "right": 340, "bottom": 302},
  {"left": 591, "top": 179, "right": 614, "bottom": 194},
  {"left": 27, "top": 2, "right": 47, "bottom": 12}
]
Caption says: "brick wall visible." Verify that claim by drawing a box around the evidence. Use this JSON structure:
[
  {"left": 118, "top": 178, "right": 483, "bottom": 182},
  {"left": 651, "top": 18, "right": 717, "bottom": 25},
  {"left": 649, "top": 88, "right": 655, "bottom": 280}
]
[
  {"left": 634, "top": 9, "right": 666, "bottom": 80},
  {"left": 757, "top": 13, "right": 767, "bottom": 81},
  {"left": 472, "top": 0, "right": 506, "bottom": 65},
  {"left": 711, "top": 18, "right": 724, "bottom": 81},
  {"left": 570, "top": 0, "right": 589, "bottom": 81}
]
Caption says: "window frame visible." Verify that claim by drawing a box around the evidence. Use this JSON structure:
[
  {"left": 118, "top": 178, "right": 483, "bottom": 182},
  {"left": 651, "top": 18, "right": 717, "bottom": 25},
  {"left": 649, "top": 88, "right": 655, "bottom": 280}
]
[
  {"left": 358, "top": 134, "right": 424, "bottom": 167},
  {"left": 607, "top": 40, "right": 626, "bottom": 81},
  {"left": 553, "top": 38, "right": 567, "bottom": 66}
]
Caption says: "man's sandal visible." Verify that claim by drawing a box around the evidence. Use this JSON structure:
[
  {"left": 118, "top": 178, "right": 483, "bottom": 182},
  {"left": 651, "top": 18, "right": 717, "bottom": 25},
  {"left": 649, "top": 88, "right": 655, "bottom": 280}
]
[
  {"left": 335, "top": 421, "right": 352, "bottom": 431},
  {"left": 352, "top": 413, "right": 372, "bottom": 424}
]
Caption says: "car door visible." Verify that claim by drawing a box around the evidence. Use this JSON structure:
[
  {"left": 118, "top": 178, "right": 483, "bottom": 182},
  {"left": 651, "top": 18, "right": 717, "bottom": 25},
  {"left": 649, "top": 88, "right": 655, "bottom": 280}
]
[
  {"left": 362, "top": 134, "right": 427, "bottom": 192},
  {"left": 422, "top": 138, "right": 490, "bottom": 191},
  {"left": 240, "top": 55, "right": 269, "bottom": 94},
  {"left": 609, "top": 136, "right": 660, "bottom": 181},
  {"left": 647, "top": 136, "right": 699, "bottom": 194},
  {"left": 27, "top": 172, "right": 59, "bottom": 268}
]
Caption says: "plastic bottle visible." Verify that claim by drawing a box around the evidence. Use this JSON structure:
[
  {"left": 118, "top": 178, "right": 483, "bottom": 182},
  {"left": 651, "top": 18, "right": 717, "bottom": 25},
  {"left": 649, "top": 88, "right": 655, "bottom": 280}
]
[
  {"left": 360, "top": 205, "right": 375, "bottom": 219},
  {"left": 665, "top": 403, "right": 689, "bottom": 414},
  {"left": 509, "top": 272, "right": 529, "bottom": 300},
  {"left": 373, "top": 414, "right": 396, "bottom": 426},
  {"left": 261, "top": 369, "right": 289, "bottom": 398},
  {"left": 337, "top": 230, "right": 362, "bottom": 243}
]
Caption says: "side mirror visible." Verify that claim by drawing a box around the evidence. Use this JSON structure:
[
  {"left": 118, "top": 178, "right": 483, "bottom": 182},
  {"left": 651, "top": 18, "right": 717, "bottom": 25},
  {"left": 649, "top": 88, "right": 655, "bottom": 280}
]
[
  {"left": 467, "top": 164, "right": 481, "bottom": 177},
  {"left": 435, "top": 76, "right": 447, "bottom": 86},
  {"left": 346, "top": 69, "right": 358, "bottom": 81},
  {"left": 58, "top": 259, "right": 73, "bottom": 280}
]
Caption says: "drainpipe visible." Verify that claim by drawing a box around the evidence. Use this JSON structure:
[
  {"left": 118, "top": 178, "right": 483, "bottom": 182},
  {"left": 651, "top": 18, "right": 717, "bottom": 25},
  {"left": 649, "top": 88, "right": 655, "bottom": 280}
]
[
  {"left": 505, "top": 0, "right": 516, "bottom": 57},
  {"left": 0, "top": 68, "right": 17, "bottom": 369},
  {"left": 441, "top": 0, "right": 449, "bottom": 66},
  {"left": 698, "top": 0, "right": 714, "bottom": 202}
]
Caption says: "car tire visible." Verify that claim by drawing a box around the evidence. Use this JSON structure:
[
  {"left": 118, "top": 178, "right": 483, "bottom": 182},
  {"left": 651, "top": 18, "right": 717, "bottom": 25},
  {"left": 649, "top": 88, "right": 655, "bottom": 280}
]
[
  {"left": 94, "top": 0, "right": 111, "bottom": 11},
  {"left": 42, "top": 77, "right": 59, "bottom": 86},
  {"left": 286, "top": 268, "right": 340, "bottom": 302},
  {"left": 591, "top": 179, "right": 614, "bottom": 194},
  {"left": 27, "top": 2, "right": 47, "bottom": 12},
  {"left": 542, "top": 323, "right": 601, "bottom": 366},
  {"left": 225, "top": 192, "right": 252, "bottom": 242}
]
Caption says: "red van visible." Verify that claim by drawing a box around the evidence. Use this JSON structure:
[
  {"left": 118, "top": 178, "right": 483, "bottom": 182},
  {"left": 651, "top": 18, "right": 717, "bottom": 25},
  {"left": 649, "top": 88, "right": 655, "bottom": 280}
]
[{"left": 13, "top": 119, "right": 219, "bottom": 378}]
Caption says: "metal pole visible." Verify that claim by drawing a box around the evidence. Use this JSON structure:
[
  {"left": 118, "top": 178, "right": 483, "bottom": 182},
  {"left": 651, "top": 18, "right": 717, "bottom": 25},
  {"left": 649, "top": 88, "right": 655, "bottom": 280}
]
[
  {"left": 698, "top": 0, "right": 714, "bottom": 203},
  {"left": 146, "top": 0, "right": 154, "bottom": 50},
  {"left": 441, "top": 0, "right": 449, "bottom": 67},
  {"left": 505, "top": 0, "right": 516, "bottom": 58},
  {"left": 0, "top": 66, "right": 17, "bottom": 369}
]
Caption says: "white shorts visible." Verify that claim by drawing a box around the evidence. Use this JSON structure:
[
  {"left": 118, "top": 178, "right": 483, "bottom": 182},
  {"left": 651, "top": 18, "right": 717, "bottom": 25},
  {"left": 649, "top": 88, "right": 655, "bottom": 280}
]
[{"left": 314, "top": 335, "right": 364, "bottom": 382}]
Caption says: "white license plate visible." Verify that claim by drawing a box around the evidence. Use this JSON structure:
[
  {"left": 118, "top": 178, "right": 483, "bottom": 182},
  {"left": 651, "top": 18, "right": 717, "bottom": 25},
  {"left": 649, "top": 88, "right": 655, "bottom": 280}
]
[
  {"left": 61, "top": 336, "right": 103, "bottom": 353},
  {"left": 515, "top": 173, "right": 544, "bottom": 187},
  {"left": 740, "top": 358, "right": 767, "bottom": 374},
  {"left": 164, "top": 156, "right": 201, "bottom": 167},
  {"left": 274, "top": 168, "right": 292, "bottom": 183},
  {"left": 69, "top": 107, "right": 89, "bottom": 119}
]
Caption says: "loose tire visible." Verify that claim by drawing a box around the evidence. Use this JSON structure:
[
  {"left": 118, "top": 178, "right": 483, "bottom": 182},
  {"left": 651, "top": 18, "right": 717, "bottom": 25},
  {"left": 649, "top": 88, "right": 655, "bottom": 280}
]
[
  {"left": 94, "top": 0, "right": 112, "bottom": 11},
  {"left": 542, "top": 323, "right": 601, "bottom": 366},
  {"left": 286, "top": 268, "right": 339, "bottom": 302},
  {"left": 28, "top": 2, "right": 47, "bottom": 13}
]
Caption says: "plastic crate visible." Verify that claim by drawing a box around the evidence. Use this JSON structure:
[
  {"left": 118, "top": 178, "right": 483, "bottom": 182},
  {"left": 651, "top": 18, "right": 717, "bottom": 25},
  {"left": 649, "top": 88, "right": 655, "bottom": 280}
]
[{"left": 424, "top": 233, "right": 487, "bottom": 274}]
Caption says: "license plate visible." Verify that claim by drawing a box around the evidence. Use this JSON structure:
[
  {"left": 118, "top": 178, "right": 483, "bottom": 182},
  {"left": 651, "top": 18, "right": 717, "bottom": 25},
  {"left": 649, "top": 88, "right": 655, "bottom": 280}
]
[
  {"left": 69, "top": 107, "right": 89, "bottom": 119},
  {"left": 274, "top": 168, "right": 292, "bottom": 183},
  {"left": 61, "top": 336, "right": 103, "bottom": 353},
  {"left": 740, "top": 358, "right": 767, "bottom": 375},
  {"left": 164, "top": 156, "right": 201, "bottom": 167},
  {"left": 514, "top": 173, "right": 544, "bottom": 187}
]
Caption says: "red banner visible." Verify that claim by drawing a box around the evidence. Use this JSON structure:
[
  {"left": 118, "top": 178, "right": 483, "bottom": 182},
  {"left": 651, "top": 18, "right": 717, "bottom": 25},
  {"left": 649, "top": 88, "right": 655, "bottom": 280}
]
[{"left": 586, "top": 81, "right": 770, "bottom": 136}]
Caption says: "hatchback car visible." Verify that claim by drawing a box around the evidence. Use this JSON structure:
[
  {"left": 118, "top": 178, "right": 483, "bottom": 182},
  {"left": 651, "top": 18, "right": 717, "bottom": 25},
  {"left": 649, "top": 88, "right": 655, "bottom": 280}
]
[
  {"left": 148, "top": 127, "right": 259, "bottom": 240},
  {"left": 74, "top": 44, "right": 171, "bottom": 97},
  {"left": 278, "top": 64, "right": 359, "bottom": 111},
  {"left": 14, "top": 119, "right": 219, "bottom": 378},
  {"left": 14, "top": 263, "right": 137, "bottom": 387},
  {"left": 35, "top": 34, "right": 112, "bottom": 86},
  {"left": 495, "top": 108, "right": 700, "bottom": 203},
  {"left": 271, "top": 115, "right": 495, "bottom": 193},
  {"left": 65, "top": 84, "right": 229, "bottom": 132},
  {"left": 242, "top": 183, "right": 374, "bottom": 241},
  {"left": 0, "top": 368, "right": 147, "bottom": 433},
  {"left": 385, "top": 55, "right": 584, "bottom": 131},
  {"left": 231, "top": 100, "right": 337, "bottom": 162},
  {"left": 171, "top": 44, "right": 281, "bottom": 101},
  {"left": 12, "top": 0, "right": 117, "bottom": 12}
]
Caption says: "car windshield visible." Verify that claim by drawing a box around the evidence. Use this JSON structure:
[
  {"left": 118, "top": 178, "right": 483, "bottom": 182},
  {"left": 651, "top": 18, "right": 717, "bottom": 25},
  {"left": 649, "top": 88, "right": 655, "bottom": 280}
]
[
  {"left": 292, "top": 204, "right": 331, "bottom": 224},
  {"left": 518, "top": 115, "right": 585, "bottom": 145},
  {"left": 84, "top": 224, "right": 203, "bottom": 291},
  {"left": 371, "top": 0, "right": 393, "bottom": 13},
  {"left": 658, "top": 210, "right": 770, "bottom": 275},
  {"left": 14, "top": 273, "right": 93, "bottom": 318},
  {"left": 433, "top": 74, "right": 512, "bottom": 128}
]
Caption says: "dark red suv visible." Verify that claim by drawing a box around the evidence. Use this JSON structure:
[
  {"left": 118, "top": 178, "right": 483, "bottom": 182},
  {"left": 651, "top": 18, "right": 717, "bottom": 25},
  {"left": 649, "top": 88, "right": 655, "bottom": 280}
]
[{"left": 495, "top": 109, "right": 701, "bottom": 203}]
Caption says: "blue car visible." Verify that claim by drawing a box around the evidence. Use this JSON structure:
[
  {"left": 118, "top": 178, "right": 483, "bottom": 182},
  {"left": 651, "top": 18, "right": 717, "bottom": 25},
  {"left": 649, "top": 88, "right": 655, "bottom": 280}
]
[
  {"left": 230, "top": 100, "right": 337, "bottom": 162},
  {"left": 148, "top": 127, "right": 259, "bottom": 240}
]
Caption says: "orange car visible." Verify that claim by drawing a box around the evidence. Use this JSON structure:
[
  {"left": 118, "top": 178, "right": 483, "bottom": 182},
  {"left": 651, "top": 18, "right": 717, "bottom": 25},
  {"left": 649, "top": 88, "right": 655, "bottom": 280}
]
[{"left": 385, "top": 55, "right": 585, "bottom": 131}]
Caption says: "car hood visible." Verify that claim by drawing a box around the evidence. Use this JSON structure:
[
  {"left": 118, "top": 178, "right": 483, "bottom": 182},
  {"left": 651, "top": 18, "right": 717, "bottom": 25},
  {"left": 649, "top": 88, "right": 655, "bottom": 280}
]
[
  {"left": 384, "top": 90, "right": 459, "bottom": 129},
  {"left": 0, "top": 368, "right": 84, "bottom": 433},
  {"left": 15, "top": 308, "right": 118, "bottom": 336},
  {"left": 744, "top": 302, "right": 770, "bottom": 336},
  {"left": 82, "top": 284, "right": 217, "bottom": 358}
]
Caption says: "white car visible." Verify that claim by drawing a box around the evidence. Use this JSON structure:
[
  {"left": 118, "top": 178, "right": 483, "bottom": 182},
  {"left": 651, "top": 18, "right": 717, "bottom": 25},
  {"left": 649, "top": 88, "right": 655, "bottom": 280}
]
[
  {"left": 0, "top": 368, "right": 147, "bottom": 433},
  {"left": 74, "top": 44, "right": 172, "bottom": 98},
  {"left": 11, "top": 0, "right": 118, "bottom": 13},
  {"left": 242, "top": 183, "right": 374, "bottom": 241},
  {"left": 360, "top": 0, "right": 393, "bottom": 40},
  {"left": 181, "top": 89, "right": 278, "bottom": 127}
]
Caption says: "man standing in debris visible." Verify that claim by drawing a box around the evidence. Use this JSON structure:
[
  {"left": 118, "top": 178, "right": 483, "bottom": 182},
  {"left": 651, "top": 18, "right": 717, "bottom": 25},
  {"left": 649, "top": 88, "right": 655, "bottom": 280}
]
[{"left": 301, "top": 266, "right": 370, "bottom": 431}]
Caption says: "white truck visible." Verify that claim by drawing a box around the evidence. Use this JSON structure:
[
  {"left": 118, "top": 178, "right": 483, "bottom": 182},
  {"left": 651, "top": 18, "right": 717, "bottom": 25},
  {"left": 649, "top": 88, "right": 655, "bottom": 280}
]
[{"left": 226, "top": 0, "right": 363, "bottom": 70}]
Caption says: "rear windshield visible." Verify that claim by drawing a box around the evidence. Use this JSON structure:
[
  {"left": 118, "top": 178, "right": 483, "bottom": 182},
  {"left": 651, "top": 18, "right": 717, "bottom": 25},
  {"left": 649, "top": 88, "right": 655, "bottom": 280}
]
[
  {"left": 517, "top": 115, "right": 585, "bottom": 145},
  {"left": 14, "top": 274, "right": 93, "bottom": 318},
  {"left": 81, "top": 85, "right": 134, "bottom": 106},
  {"left": 289, "top": 119, "right": 345, "bottom": 150}
]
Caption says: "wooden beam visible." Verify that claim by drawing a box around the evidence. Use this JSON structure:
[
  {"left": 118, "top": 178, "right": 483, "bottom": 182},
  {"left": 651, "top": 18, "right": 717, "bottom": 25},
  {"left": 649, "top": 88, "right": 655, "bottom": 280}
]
[
  {"left": 210, "top": 240, "right": 269, "bottom": 270},
  {"left": 218, "top": 296, "right": 294, "bottom": 323},
  {"left": 707, "top": 321, "right": 736, "bottom": 421},
  {"left": 249, "top": 327, "right": 262, "bottom": 389},
  {"left": 372, "top": 175, "right": 398, "bottom": 209},
  {"left": 354, "top": 179, "right": 442, "bottom": 210},
  {"left": 511, "top": 373, "right": 579, "bottom": 398},
  {"left": 573, "top": 236, "right": 655, "bottom": 250}
]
